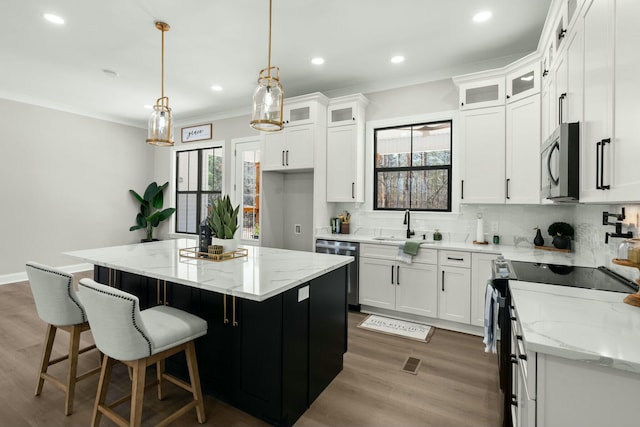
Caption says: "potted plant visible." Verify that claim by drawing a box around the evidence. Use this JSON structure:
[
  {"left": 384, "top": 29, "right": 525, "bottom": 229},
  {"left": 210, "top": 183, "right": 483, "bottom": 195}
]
[
  {"left": 547, "top": 222, "right": 574, "bottom": 250},
  {"left": 208, "top": 195, "right": 240, "bottom": 252},
  {"left": 129, "top": 181, "right": 176, "bottom": 242}
]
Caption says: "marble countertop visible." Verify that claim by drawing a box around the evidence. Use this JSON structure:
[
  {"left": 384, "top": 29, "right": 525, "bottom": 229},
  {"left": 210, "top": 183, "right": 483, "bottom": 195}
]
[
  {"left": 510, "top": 280, "right": 640, "bottom": 374},
  {"left": 315, "top": 233, "right": 595, "bottom": 266},
  {"left": 64, "top": 238, "right": 353, "bottom": 302}
]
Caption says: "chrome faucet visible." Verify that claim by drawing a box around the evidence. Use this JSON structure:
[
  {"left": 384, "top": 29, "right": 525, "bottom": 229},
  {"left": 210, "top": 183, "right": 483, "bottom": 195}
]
[{"left": 403, "top": 209, "right": 415, "bottom": 239}]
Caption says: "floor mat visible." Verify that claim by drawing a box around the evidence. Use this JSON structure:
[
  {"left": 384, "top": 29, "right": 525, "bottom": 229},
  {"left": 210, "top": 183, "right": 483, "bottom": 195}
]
[{"left": 357, "top": 314, "right": 435, "bottom": 342}]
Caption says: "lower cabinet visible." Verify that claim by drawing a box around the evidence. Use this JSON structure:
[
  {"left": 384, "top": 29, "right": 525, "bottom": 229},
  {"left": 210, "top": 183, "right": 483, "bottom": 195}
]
[
  {"left": 438, "top": 251, "right": 471, "bottom": 324},
  {"left": 359, "top": 244, "right": 438, "bottom": 317},
  {"left": 470, "top": 253, "right": 499, "bottom": 327},
  {"left": 94, "top": 265, "right": 347, "bottom": 427}
]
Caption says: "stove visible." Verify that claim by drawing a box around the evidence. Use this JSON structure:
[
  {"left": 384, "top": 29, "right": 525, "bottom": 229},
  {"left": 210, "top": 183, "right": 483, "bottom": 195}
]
[{"left": 508, "top": 261, "right": 638, "bottom": 293}]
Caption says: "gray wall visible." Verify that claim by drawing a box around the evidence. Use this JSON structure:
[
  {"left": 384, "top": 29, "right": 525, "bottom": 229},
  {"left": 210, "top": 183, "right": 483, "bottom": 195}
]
[{"left": 0, "top": 98, "right": 151, "bottom": 277}]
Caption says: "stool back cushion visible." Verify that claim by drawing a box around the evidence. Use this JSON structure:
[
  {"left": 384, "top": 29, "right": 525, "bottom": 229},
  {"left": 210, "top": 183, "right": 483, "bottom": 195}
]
[
  {"left": 25, "top": 262, "right": 86, "bottom": 326},
  {"left": 78, "top": 279, "right": 153, "bottom": 361}
]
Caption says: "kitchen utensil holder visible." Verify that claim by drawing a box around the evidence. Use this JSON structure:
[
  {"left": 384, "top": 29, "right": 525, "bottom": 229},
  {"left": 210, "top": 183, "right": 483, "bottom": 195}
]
[{"left": 340, "top": 223, "right": 350, "bottom": 234}]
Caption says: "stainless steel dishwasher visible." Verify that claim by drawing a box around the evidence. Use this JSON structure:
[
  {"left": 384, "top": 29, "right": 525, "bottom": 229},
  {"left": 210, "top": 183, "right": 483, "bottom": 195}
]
[{"left": 315, "top": 239, "right": 359, "bottom": 309}]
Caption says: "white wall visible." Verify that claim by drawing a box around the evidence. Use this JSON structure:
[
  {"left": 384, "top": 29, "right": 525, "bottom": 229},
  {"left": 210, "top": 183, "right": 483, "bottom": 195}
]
[{"left": 0, "top": 98, "right": 151, "bottom": 278}]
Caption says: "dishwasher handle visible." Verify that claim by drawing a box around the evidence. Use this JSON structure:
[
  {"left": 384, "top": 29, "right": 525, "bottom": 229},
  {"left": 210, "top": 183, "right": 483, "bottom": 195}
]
[{"left": 315, "top": 242, "right": 358, "bottom": 252}]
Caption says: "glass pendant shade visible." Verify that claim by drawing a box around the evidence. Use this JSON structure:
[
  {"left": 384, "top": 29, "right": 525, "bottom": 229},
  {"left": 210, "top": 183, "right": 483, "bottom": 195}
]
[
  {"left": 251, "top": 66, "right": 284, "bottom": 132},
  {"left": 146, "top": 97, "right": 173, "bottom": 146}
]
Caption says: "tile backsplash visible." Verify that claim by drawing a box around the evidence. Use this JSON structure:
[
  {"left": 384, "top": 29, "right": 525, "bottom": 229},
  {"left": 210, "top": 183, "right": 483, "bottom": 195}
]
[{"left": 328, "top": 202, "right": 640, "bottom": 282}]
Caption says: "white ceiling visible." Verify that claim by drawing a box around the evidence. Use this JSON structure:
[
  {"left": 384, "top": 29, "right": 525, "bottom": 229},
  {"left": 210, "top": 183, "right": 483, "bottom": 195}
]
[{"left": 1, "top": 0, "right": 552, "bottom": 128}]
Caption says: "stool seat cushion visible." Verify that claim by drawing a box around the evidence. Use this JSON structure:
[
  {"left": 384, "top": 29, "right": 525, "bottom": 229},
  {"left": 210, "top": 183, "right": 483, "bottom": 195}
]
[{"left": 140, "top": 305, "right": 207, "bottom": 355}]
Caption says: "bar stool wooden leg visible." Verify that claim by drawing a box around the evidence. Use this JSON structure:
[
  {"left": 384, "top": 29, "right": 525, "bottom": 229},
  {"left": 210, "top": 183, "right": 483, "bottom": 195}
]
[
  {"left": 156, "top": 360, "right": 165, "bottom": 401},
  {"left": 36, "top": 324, "right": 57, "bottom": 396},
  {"left": 65, "top": 324, "right": 82, "bottom": 415},
  {"left": 185, "top": 341, "right": 206, "bottom": 423},
  {"left": 130, "top": 359, "right": 147, "bottom": 427},
  {"left": 92, "top": 355, "right": 114, "bottom": 427}
]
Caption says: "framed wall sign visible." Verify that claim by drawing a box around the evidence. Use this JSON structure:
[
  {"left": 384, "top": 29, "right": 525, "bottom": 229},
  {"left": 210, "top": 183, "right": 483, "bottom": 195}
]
[{"left": 181, "top": 123, "right": 212, "bottom": 143}]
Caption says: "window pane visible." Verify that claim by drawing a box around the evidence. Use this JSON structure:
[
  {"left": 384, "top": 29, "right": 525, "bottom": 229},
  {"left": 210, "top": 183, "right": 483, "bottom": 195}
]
[
  {"left": 202, "top": 148, "right": 223, "bottom": 192},
  {"left": 375, "top": 127, "right": 412, "bottom": 168},
  {"left": 177, "top": 151, "right": 198, "bottom": 191},
  {"left": 410, "top": 169, "right": 449, "bottom": 210},
  {"left": 376, "top": 171, "right": 410, "bottom": 209},
  {"left": 411, "top": 123, "right": 451, "bottom": 167},
  {"left": 241, "top": 149, "right": 260, "bottom": 240},
  {"left": 176, "top": 193, "right": 197, "bottom": 233}
]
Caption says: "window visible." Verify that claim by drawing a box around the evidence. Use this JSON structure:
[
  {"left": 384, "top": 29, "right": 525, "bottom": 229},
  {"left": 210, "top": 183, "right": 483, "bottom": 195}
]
[
  {"left": 175, "top": 147, "right": 223, "bottom": 234},
  {"left": 374, "top": 120, "right": 452, "bottom": 211},
  {"left": 234, "top": 140, "right": 261, "bottom": 240}
]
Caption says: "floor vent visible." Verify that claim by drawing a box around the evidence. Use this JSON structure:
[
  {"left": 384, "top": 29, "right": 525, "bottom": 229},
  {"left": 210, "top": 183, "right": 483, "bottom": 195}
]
[{"left": 401, "top": 356, "right": 421, "bottom": 375}]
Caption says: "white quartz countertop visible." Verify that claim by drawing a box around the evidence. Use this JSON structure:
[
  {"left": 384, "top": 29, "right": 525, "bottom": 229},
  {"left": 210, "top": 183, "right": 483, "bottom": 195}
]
[
  {"left": 315, "top": 233, "right": 595, "bottom": 266},
  {"left": 64, "top": 239, "right": 353, "bottom": 302},
  {"left": 510, "top": 280, "right": 640, "bottom": 374}
]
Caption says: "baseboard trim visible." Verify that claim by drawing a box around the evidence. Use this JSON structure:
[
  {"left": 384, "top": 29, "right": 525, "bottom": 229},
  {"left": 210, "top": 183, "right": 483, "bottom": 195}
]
[{"left": 0, "top": 263, "right": 94, "bottom": 286}]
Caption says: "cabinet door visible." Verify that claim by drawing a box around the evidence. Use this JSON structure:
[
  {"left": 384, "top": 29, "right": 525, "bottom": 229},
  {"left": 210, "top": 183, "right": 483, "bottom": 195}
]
[
  {"left": 565, "top": 25, "right": 584, "bottom": 124},
  {"left": 470, "top": 253, "right": 498, "bottom": 327},
  {"left": 262, "top": 132, "right": 286, "bottom": 171},
  {"left": 541, "top": 77, "right": 554, "bottom": 142},
  {"left": 506, "top": 95, "right": 541, "bottom": 204},
  {"left": 459, "top": 77, "right": 505, "bottom": 110},
  {"left": 326, "top": 125, "right": 358, "bottom": 202},
  {"left": 395, "top": 263, "right": 438, "bottom": 317},
  {"left": 328, "top": 102, "right": 359, "bottom": 127},
  {"left": 285, "top": 125, "right": 314, "bottom": 169},
  {"left": 359, "top": 257, "right": 395, "bottom": 309},
  {"left": 438, "top": 266, "right": 471, "bottom": 324},
  {"left": 284, "top": 101, "right": 315, "bottom": 126},
  {"left": 580, "top": 0, "right": 613, "bottom": 202},
  {"left": 506, "top": 62, "right": 540, "bottom": 103},
  {"left": 460, "top": 106, "right": 506, "bottom": 204},
  {"left": 609, "top": 0, "right": 640, "bottom": 202}
]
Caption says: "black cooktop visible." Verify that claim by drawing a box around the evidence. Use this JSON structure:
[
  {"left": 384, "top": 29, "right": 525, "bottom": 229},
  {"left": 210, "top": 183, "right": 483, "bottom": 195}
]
[{"left": 509, "top": 261, "right": 639, "bottom": 293}]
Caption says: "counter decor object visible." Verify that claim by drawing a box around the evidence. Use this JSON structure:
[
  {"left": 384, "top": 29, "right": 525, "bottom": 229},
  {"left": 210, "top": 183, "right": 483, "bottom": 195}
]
[
  {"left": 533, "top": 227, "right": 544, "bottom": 246},
  {"left": 475, "top": 213, "right": 485, "bottom": 243},
  {"left": 180, "top": 246, "right": 248, "bottom": 262},
  {"left": 433, "top": 229, "right": 442, "bottom": 241},
  {"left": 548, "top": 221, "right": 574, "bottom": 250},
  {"left": 129, "top": 181, "right": 176, "bottom": 242},
  {"left": 208, "top": 194, "right": 239, "bottom": 253},
  {"left": 338, "top": 210, "right": 351, "bottom": 234},
  {"left": 611, "top": 256, "right": 640, "bottom": 307}
]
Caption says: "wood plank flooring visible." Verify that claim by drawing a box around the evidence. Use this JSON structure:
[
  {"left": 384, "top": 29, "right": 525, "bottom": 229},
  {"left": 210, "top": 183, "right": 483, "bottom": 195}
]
[{"left": 0, "top": 272, "right": 501, "bottom": 426}]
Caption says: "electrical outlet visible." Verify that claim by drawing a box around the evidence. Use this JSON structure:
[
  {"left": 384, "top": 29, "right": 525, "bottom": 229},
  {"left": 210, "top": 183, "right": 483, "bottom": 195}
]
[
  {"left": 294, "top": 224, "right": 302, "bottom": 234},
  {"left": 491, "top": 221, "right": 499, "bottom": 233}
]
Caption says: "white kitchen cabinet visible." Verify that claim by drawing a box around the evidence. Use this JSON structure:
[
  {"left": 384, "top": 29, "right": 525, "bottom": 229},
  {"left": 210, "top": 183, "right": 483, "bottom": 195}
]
[
  {"left": 506, "top": 62, "right": 540, "bottom": 104},
  {"left": 458, "top": 77, "right": 505, "bottom": 110},
  {"left": 505, "top": 95, "right": 541, "bottom": 204},
  {"left": 262, "top": 125, "right": 315, "bottom": 171},
  {"left": 459, "top": 106, "right": 506, "bottom": 203},
  {"left": 326, "top": 94, "right": 368, "bottom": 202},
  {"left": 359, "top": 244, "right": 438, "bottom": 317},
  {"left": 580, "top": 0, "right": 640, "bottom": 203},
  {"left": 540, "top": 76, "right": 554, "bottom": 144},
  {"left": 470, "top": 253, "right": 498, "bottom": 327},
  {"left": 282, "top": 100, "right": 317, "bottom": 127},
  {"left": 437, "top": 251, "right": 471, "bottom": 324}
]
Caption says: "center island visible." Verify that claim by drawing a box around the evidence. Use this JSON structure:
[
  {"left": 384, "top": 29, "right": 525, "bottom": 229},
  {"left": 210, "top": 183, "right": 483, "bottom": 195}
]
[{"left": 65, "top": 238, "right": 353, "bottom": 427}]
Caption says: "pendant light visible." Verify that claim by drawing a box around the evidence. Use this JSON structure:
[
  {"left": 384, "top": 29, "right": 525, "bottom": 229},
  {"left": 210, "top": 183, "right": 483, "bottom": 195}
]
[
  {"left": 146, "top": 21, "right": 174, "bottom": 146},
  {"left": 250, "top": 0, "right": 284, "bottom": 132}
]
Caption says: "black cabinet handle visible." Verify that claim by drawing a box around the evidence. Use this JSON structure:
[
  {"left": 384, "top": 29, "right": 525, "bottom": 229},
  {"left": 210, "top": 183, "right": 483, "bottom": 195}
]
[
  {"left": 558, "top": 93, "right": 566, "bottom": 124},
  {"left": 391, "top": 265, "right": 394, "bottom": 285},
  {"left": 397, "top": 266, "right": 400, "bottom": 285},
  {"left": 558, "top": 28, "right": 567, "bottom": 40},
  {"left": 441, "top": 271, "right": 445, "bottom": 291},
  {"left": 351, "top": 182, "right": 355, "bottom": 199},
  {"left": 461, "top": 180, "right": 464, "bottom": 199},
  {"left": 601, "top": 138, "right": 610, "bottom": 190},
  {"left": 596, "top": 140, "right": 601, "bottom": 189},
  {"left": 506, "top": 94, "right": 511, "bottom": 99},
  {"left": 447, "top": 257, "right": 464, "bottom": 261},
  {"left": 506, "top": 178, "right": 511, "bottom": 200},
  {"left": 543, "top": 69, "right": 549, "bottom": 77},
  {"left": 518, "top": 354, "right": 528, "bottom": 361},
  {"left": 285, "top": 150, "right": 289, "bottom": 166},
  {"left": 282, "top": 150, "right": 285, "bottom": 167},
  {"left": 461, "top": 102, "right": 464, "bottom": 107}
]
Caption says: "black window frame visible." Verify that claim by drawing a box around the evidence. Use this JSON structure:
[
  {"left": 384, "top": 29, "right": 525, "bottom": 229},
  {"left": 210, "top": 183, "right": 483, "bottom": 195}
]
[
  {"left": 174, "top": 146, "right": 223, "bottom": 234},
  {"left": 373, "top": 120, "right": 453, "bottom": 212}
]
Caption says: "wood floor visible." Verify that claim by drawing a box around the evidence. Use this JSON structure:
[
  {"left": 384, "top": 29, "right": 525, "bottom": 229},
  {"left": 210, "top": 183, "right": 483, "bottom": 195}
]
[{"left": 0, "top": 272, "right": 501, "bottom": 426}]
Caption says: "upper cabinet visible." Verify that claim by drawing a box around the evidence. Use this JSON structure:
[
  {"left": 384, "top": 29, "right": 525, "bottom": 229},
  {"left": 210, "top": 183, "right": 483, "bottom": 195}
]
[
  {"left": 326, "top": 94, "right": 368, "bottom": 202},
  {"left": 458, "top": 77, "right": 505, "bottom": 110},
  {"left": 506, "top": 62, "right": 541, "bottom": 104},
  {"left": 261, "top": 93, "right": 328, "bottom": 172}
]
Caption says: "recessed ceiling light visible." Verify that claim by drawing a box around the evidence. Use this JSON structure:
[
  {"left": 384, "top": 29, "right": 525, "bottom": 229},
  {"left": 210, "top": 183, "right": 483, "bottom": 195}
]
[
  {"left": 311, "top": 57, "right": 325, "bottom": 65},
  {"left": 210, "top": 85, "right": 223, "bottom": 91},
  {"left": 473, "top": 11, "right": 492, "bottom": 23},
  {"left": 391, "top": 55, "right": 405, "bottom": 64},
  {"left": 43, "top": 13, "right": 65, "bottom": 25}
]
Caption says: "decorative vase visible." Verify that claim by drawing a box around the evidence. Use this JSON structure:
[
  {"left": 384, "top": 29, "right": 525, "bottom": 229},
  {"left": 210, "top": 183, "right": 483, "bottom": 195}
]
[
  {"left": 552, "top": 235, "right": 570, "bottom": 250},
  {"left": 534, "top": 229, "right": 544, "bottom": 246},
  {"left": 199, "top": 220, "right": 211, "bottom": 254}
]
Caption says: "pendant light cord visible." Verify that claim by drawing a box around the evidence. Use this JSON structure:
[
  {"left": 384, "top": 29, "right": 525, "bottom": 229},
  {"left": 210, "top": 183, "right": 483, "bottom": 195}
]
[
  {"left": 161, "top": 25, "right": 165, "bottom": 100},
  {"left": 267, "top": 0, "right": 272, "bottom": 78}
]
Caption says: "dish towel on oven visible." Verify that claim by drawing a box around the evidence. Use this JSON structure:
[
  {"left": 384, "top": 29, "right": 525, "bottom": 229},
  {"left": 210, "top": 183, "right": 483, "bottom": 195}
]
[{"left": 483, "top": 280, "right": 499, "bottom": 353}]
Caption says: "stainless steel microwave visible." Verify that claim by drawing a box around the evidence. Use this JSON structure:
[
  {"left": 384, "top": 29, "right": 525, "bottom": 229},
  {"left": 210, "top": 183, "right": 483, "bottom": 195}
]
[{"left": 540, "top": 122, "right": 580, "bottom": 201}]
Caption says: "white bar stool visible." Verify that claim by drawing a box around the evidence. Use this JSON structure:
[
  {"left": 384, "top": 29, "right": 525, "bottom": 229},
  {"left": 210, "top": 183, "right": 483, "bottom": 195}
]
[{"left": 78, "top": 278, "right": 207, "bottom": 427}]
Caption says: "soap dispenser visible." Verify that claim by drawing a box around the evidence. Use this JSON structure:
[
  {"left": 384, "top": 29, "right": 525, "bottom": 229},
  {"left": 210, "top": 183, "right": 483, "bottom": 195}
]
[{"left": 433, "top": 229, "right": 442, "bottom": 241}]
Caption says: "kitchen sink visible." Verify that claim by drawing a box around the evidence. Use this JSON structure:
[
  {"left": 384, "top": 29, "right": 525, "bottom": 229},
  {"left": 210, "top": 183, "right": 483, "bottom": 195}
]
[{"left": 371, "top": 236, "right": 436, "bottom": 245}]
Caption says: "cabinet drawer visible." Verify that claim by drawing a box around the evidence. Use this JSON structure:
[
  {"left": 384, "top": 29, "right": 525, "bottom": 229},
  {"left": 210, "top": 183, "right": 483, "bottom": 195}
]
[
  {"left": 360, "top": 243, "right": 397, "bottom": 259},
  {"left": 438, "top": 250, "right": 471, "bottom": 268},
  {"left": 413, "top": 248, "right": 437, "bottom": 265}
]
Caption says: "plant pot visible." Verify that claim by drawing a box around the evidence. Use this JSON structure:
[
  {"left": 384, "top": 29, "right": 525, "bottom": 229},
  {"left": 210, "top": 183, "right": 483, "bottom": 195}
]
[
  {"left": 211, "top": 237, "right": 238, "bottom": 253},
  {"left": 552, "top": 235, "right": 571, "bottom": 250}
]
